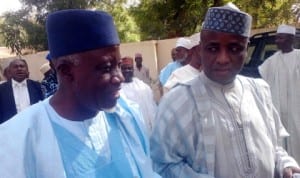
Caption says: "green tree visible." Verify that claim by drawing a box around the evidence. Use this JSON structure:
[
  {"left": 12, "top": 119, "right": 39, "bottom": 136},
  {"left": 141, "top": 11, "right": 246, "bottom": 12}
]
[
  {"left": 0, "top": 10, "right": 29, "bottom": 55},
  {"left": 131, "top": 0, "right": 297, "bottom": 40},
  {"left": 1, "top": 0, "right": 140, "bottom": 54}
]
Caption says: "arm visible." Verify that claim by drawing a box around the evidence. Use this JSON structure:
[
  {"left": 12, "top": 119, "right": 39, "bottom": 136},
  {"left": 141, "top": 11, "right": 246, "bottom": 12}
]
[{"left": 150, "top": 94, "right": 213, "bottom": 178}]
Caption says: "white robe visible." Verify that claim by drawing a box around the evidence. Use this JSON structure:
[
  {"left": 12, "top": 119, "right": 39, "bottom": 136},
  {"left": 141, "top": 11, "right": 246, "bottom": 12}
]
[
  {"left": 163, "top": 64, "right": 200, "bottom": 93},
  {"left": 259, "top": 49, "right": 300, "bottom": 163},
  {"left": 0, "top": 97, "right": 160, "bottom": 178},
  {"left": 120, "top": 78, "right": 157, "bottom": 133},
  {"left": 151, "top": 73, "right": 298, "bottom": 178}
]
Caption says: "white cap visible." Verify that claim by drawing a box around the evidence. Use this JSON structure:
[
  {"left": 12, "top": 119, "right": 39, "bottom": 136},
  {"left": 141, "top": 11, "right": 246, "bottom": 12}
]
[
  {"left": 277, "top": 24, "right": 296, "bottom": 35},
  {"left": 189, "top": 32, "right": 200, "bottom": 48},
  {"left": 176, "top": 37, "right": 192, "bottom": 49},
  {"left": 40, "top": 63, "right": 51, "bottom": 74}
]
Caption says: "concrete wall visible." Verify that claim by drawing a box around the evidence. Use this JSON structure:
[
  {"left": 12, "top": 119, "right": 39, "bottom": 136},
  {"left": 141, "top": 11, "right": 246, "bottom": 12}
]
[{"left": 0, "top": 38, "right": 179, "bottom": 82}]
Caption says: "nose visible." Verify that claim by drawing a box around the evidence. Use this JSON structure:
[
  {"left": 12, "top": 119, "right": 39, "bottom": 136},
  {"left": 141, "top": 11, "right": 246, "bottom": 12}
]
[
  {"left": 111, "top": 68, "right": 124, "bottom": 83},
  {"left": 216, "top": 48, "right": 230, "bottom": 64}
]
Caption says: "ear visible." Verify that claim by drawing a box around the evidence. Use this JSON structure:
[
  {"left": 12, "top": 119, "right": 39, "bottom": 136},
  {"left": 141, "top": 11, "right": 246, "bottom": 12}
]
[{"left": 56, "top": 62, "right": 74, "bottom": 81}]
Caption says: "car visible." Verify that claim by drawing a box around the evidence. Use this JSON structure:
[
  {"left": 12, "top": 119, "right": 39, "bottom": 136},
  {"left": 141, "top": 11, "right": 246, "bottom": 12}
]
[{"left": 239, "top": 28, "right": 300, "bottom": 78}]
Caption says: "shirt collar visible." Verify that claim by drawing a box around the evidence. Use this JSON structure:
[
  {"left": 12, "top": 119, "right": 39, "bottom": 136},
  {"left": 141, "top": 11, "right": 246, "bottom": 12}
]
[{"left": 12, "top": 79, "right": 27, "bottom": 88}]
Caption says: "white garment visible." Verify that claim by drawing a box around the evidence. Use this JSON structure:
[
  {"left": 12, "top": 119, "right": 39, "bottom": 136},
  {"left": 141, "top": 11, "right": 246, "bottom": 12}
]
[
  {"left": 163, "top": 64, "right": 200, "bottom": 93},
  {"left": 0, "top": 97, "right": 160, "bottom": 178},
  {"left": 12, "top": 79, "right": 30, "bottom": 113},
  {"left": 134, "top": 66, "right": 151, "bottom": 85},
  {"left": 151, "top": 73, "right": 298, "bottom": 178},
  {"left": 259, "top": 49, "right": 300, "bottom": 163},
  {"left": 121, "top": 78, "right": 157, "bottom": 133}
]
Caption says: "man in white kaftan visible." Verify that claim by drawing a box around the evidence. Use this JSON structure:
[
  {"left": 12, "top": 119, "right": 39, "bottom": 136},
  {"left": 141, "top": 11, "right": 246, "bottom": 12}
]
[
  {"left": 121, "top": 78, "right": 157, "bottom": 133},
  {"left": 151, "top": 3, "right": 300, "bottom": 178},
  {"left": 121, "top": 56, "right": 157, "bottom": 133},
  {"left": 259, "top": 24, "right": 300, "bottom": 163},
  {"left": 151, "top": 73, "right": 298, "bottom": 178}
]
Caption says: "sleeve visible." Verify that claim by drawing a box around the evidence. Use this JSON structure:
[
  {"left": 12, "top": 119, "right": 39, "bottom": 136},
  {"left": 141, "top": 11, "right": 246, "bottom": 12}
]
[
  {"left": 258, "top": 55, "right": 274, "bottom": 80},
  {"left": 255, "top": 79, "right": 300, "bottom": 176},
  {"left": 273, "top": 102, "right": 299, "bottom": 177},
  {"left": 150, "top": 95, "right": 213, "bottom": 178}
]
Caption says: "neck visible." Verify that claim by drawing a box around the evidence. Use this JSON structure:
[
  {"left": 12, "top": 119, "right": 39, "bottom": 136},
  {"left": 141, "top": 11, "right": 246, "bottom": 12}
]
[
  {"left": 189, "top": 59, "right": 201, "bottom": 70},
  {"left": 50, "top": 92, "right": 98, "bottom": 121},
  {"left": 136, "top": 64, "right": 142, "bottom": 69},
  {"left": 281, "top": 48, "right": 293, "bottom": 53}
]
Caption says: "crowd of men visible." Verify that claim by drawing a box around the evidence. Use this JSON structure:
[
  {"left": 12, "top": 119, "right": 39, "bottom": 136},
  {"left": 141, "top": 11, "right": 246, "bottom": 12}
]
[{"left": 0, "top": 2, "right": 300, "bottom": 178}]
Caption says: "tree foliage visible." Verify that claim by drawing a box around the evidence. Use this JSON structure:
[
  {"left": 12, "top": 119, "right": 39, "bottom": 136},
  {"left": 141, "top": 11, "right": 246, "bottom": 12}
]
[
  {"left": 131, "top": 0, "right": 298, "bottom": 40},
  {"left": 0, "top": 0, "right": 140, "bottom": 54},
  {"left": 0, "top": 0, "right": 299, "bottom": 54}
]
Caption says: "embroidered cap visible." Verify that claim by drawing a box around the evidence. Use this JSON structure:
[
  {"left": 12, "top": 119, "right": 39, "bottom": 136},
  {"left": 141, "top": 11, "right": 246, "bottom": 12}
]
[
  {"left": 121, "top": 56, "right": 134, "bottom": 65},
  {"left": 202, "top": 3, "right": 252, "bottom": 37},
  {"left": 135, "top": 53, "right": 142, "bottom": 58},
  {"left": 277, "top": 24, "right": 296, "bottom": 35},
  {"left": 46, "top": 9, "right": 120, "bottom": 59}
]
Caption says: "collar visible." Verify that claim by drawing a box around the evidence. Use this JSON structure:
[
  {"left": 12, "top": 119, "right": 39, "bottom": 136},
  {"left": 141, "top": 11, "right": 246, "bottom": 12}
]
[
  {"left": 12, "top": 79, "right": 27, "bottom": 88},
  {"left": 201, "top": 72, "right": 235, "bottom": 90}
]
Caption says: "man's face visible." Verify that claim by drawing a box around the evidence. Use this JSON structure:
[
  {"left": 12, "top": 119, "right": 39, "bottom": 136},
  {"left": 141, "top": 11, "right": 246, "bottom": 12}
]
[
  {"left": 135, "top": 57, "right": 142, "bottom": 66},
  {"left": 200, "top": 30, "right": 248, "bottom": 84},
  {"left": 175, "top": 47, "right": 189, "bottom": 65},
  {"left": 9, "top": 59, "right": 29, "bottom": 82},
  {"left": 70, "top": 46, "right": 124, "bottom": 111},
  {"left": 275, "top": 33, "right": 294, "bottom": 51},
  {"left": 171, "top": 48, "right": 177, "bottom": 61},
  {"left": 121, "top": 63, "right": 134, "bottom": 83}
]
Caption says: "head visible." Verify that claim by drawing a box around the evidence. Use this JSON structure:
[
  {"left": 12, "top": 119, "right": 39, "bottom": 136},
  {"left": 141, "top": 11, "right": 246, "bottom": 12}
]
[
  {"left": 40, "top": 62, "right": 52, "bottom": 77},
  {"left": 3, "top": 66, "right": 12, "bottom": 81},
  {"left": 199, "top": 3, "right": 252, "bottom": 85},
  {"left": 9, "top": 59, "right": 29, "bottom": 82},
  {"left": 134, "top": 53, "right": 143, "bottom": 68},
  {"left": 121, "top": 56, "right": 134, "bottom": 83},
  {"left": 275, "top": 24, "right": 295, "bottom": 53},
  {"left": 171, "top": 48, "right": 177, "bottom": 61},
  {"left": 175, "top": 38, "right": 191, "bottom": 65},
  {"left": 188, "top": 32, "right": 201, "bottom": 69},
  {"left": 46, "top": 9, "right": 124, "bottom": 116}
]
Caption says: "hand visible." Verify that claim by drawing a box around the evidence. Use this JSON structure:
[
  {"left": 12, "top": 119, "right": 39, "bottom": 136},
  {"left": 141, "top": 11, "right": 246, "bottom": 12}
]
[{"left": 283, "top": 167, "right": 300, "bottom": 178}]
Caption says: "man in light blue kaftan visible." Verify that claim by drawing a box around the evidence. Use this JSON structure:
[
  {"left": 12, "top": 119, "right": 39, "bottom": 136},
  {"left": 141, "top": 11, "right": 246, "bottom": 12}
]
[
  {"left": 159, "top": 37, "right": 192, "bottom": 86},
  {"left": 0, "top": 9, "right": 160, "bottom": 178},
  {"left": 150, "top": 3, "right": 300, "bottom": 178}
]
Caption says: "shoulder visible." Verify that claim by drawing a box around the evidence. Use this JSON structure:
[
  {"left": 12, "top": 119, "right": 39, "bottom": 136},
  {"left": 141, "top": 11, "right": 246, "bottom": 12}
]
[
  {"left": 238, "top": 75, "right": 269, "bottom": 87},
  {"left": 159, "top": 81, "right": 196, "bottom": 114},
  {"left": 237, "top": 75, "right": 271, "bottom": 97},
  {"left": 0, "top": 100, "right": 47, "bottom": 130},
  {"left": 27, "top": 79, "right": 41, "bottom": 85}
]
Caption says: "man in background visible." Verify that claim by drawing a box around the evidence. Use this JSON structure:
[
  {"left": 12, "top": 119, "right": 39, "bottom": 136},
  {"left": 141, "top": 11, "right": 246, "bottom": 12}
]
[
  {"left": 40, "top": 53, "right": 58, "bottom": 98},
  {"left": 0, "top": 59, "right": 43, "bottom": 123},
  {"left": 121, "top": 56, "right": 157, "bottom": 133},
  {"left": 259, "top": 24, "right": 300, "bottom": 163},
  {"left": 134, "top": 53, "right": 151, "bottom": 85},
  {"left": 163, "top": 33, "right": 201, "bottom": 93},
  {"left": 158, "top": 37, "right": 192, "bottom": 86}
]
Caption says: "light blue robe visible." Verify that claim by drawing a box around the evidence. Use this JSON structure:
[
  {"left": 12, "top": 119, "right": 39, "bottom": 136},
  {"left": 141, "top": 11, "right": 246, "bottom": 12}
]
[
  {"left": 159, "top": 61, "right": 182, "bottom": 86},
  {"left": 0, "top": 97, "right": 160, "bottom": 178}
]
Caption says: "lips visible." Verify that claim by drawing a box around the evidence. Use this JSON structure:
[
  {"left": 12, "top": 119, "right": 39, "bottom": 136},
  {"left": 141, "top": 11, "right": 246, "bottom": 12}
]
[{"left": 108, "top": 86, "right": 121, "bottom": 99}]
